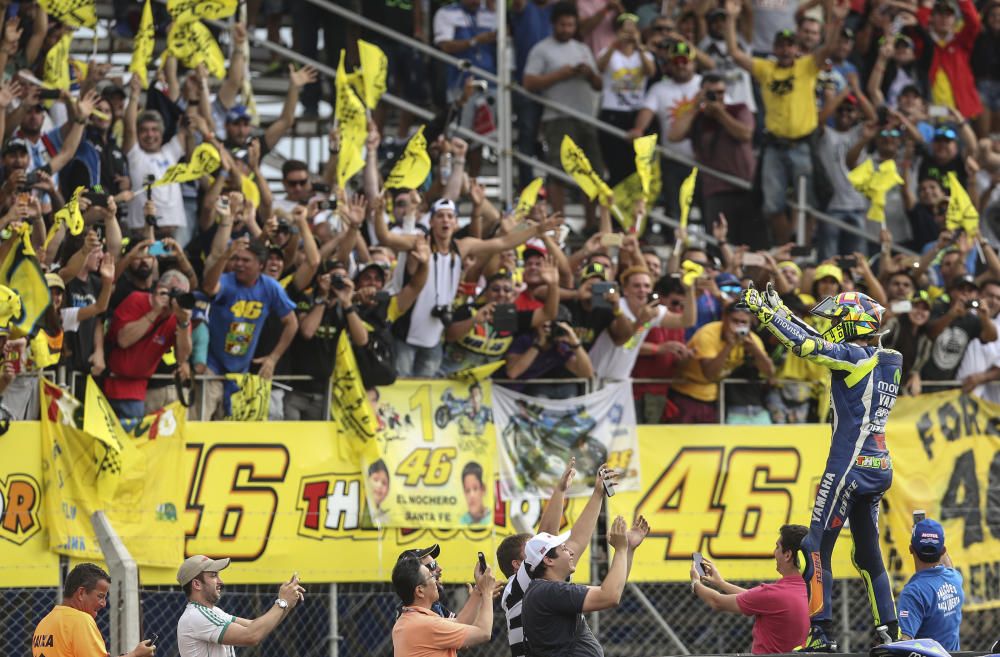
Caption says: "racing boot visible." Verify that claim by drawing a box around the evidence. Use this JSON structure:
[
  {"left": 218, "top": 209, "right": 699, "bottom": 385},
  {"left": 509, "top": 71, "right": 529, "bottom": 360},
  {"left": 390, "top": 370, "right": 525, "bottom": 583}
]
[{"left": 797, "top": 622, "right": 839, "bottom": 653}]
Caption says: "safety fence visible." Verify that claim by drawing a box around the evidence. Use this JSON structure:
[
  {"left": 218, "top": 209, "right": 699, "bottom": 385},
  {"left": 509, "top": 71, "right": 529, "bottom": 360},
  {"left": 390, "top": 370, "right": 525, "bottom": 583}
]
[{"left": 6, "top": 580, "right": 998, "bottom": 657}]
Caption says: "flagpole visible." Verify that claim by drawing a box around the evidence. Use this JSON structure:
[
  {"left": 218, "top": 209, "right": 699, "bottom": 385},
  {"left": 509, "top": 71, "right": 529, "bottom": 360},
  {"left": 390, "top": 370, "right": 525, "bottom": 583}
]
[{"left": 495, "top": 0, "right": 513, "bottom": 208}]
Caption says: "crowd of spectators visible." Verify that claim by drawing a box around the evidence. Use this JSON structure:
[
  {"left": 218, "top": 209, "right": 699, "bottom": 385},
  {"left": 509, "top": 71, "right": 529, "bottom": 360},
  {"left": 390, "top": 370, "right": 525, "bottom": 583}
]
[{"left": 0, "top": 0, "right": 1000, "bottom": 426}]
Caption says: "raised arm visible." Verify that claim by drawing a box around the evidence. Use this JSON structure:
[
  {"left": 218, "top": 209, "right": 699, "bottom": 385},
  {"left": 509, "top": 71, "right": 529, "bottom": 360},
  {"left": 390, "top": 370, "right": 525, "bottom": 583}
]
[
  {"left": 724, "top": 0, "right": 754, "bottom": 72},
  {"left": 123, "top": 74, "right": 142, "bottom": 155},
  {"left": 263, "top": 66, "right": 318, "bottom": 151},
  {"left": 218, "top": 23, "right": 248, "bottom": 109}
]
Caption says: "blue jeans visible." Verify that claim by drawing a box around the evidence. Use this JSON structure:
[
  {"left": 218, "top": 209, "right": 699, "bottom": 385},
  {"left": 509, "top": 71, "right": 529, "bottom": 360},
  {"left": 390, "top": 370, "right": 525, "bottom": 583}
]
[
  {"left": 978, "top": 79, "right": 1000, "bottom": 111},
  {"left": 760, "top": 140, "right": 814, "bottom": 216},
  {"left": 394, "top": 341, "right": 442, "bottom": 378},
  {"left": 108, "top": 398, "right": 145, "bottom": 423},
  {"left": 817, "top": 209, "right": 867, "bottom": 261}
]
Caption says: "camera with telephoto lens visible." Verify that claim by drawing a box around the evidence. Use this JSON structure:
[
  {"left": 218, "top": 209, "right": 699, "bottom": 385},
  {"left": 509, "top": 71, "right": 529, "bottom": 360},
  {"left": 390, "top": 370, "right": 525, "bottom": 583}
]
[
  {"left": 277, "top": 219, "right": 291, "bottom": 234},
  {"left": 431, "top": 304, "right": 454, "bottom": 327},
  {"left": 168, "top": 290, "right": 196, "bottom": 310},
  {"left": 734, "top": 325, "right": 750, "bottom": 338},
  {"left": 966, "top": 299, "right": 980, "bottom": 310},
  {"left": 705, "top": 90, "right": 719, "bottom": 102},
  {"left": 331, "top": 275, "right": 347, "bottom": 291}
]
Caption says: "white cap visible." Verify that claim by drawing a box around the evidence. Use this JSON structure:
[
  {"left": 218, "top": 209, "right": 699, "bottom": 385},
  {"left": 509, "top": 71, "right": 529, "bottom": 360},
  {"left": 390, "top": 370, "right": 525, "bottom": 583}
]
[
  {"left": 524, "top": 530, "right": 571, "bottom": 568},
  {"left": 431, "top": 198, "right": 456, "bottom": 215}
]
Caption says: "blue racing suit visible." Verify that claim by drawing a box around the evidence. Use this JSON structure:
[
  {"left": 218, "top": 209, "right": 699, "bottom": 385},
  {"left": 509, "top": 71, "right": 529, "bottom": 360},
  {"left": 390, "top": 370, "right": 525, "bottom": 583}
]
[{"left": 760, "top": 309, "right": 901, "bottom": 630}]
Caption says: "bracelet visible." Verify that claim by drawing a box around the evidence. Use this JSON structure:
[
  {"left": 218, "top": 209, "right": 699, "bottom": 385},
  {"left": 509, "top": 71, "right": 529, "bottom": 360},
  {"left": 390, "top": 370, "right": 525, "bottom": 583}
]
[
  {"left": 344, "top": 305, "right": 357, "bottom": 314},
  {"left": 567, "top": 343, "right": 582, "bottom": 349},
  {"left": 177, "top": 320, "right": 191, "bottom": 329}
]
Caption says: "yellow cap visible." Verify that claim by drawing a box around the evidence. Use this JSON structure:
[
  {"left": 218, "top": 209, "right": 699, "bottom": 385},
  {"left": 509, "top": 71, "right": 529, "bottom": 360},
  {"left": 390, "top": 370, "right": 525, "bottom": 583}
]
[{"left": 813, "top": 264, "right": 843, "bottom": 284}]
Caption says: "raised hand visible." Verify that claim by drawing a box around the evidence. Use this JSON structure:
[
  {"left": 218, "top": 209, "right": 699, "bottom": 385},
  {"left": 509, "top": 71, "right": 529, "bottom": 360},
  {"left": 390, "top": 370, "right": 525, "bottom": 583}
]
[
  {"left": 608, "top": 515, "right": 628, "bottom": 551},
  {"left": 289, "top": 64, "right": 319, "bottom": 89},
  {"left": 626, "top": 515, "right": 649, "bottom": 549},
  {"left": 558, "top": 456, "right": 577, "bottom": 492}
]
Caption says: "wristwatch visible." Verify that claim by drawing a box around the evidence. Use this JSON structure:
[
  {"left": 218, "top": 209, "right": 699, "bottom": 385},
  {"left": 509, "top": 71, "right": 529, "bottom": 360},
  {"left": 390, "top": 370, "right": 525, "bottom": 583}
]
[{"left": 274, "top": 598, "right": 288, "bottom": 610}]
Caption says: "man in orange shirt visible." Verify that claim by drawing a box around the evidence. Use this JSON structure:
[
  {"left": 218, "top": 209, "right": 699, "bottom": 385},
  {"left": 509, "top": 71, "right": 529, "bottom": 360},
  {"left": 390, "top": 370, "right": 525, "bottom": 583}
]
[
  {"left": 31, "top": 563, "right": 156, "bottom": 657},
  {"left": 391, "top": 556, "right": 495, "bottom": 657}
]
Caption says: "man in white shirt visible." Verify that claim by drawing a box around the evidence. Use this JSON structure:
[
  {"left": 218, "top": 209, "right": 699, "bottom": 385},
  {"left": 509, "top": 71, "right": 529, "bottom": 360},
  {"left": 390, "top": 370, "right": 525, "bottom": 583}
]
[{"left": 176, "top": 555, "right": 305, "bottom": 657}]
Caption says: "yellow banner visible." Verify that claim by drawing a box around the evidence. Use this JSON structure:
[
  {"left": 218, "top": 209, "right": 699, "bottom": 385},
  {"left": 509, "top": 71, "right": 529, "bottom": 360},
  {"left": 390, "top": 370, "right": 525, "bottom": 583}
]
[
  {"left": 354, "top": 39, "right": 388, "bottom": 109},
  {"left": 678, "top": 166, "right": 698, "bottom": 229},
  {"left": 0, "top": 224, "right": 51, "bottom": 336},
  {"left": 166, "top": 13, "right": 226, "bottom": 79},
  {"left": 225, "top": 373, "right": 272, "bottom": 421},
  {"left": 560, "top": 135, "right": 612, "bottom": 202},
  {"left": 335, "top": 50, "right": 367, "bottom": 189},
  {"left": 610, "top": 424, "right": 859, "bottom": 581},
  {"left": 166, "top": 0, "right": 237, "bottom": 19},
  {"left": 945, "top": 171, "right": 979, "bottom": 236},
  {"left": 364, "top": 380, "right": 494, "bottom": 528},
  {"left": 41, "top": 379, "right": 187, "bottom": 568},
  {"left": 153, "top": 143, "right": 221, "bottom": 187},
  {"left": 0, "top": 423, "right": 58, "bottom": 587},
  {"left": 43, "top": 33, "right": 72, "bottom": 92},
  {"left": 880, "top": 390, "right": 1000, "bottom": 610},
  {"left": 384, "top": 125, "right": 432, "bottom": 191},
  {"left": 130, "top": 0, "right": 155, "bottom": 89},
  {"left": 39, "top": 0, "right": 97, "bottom": 28}
]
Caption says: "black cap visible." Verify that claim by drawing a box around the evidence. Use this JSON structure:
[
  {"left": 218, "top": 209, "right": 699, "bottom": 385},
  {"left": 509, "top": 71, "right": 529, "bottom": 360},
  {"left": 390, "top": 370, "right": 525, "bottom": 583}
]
[
  {"left": 707, "top": 8, "right": 727, "bottom": 21},
  {"left": 898, "top": 83, "right": 921, "bottom": 97},
  {"left": 397, "top": 544, "right": 440, "bottom": 562},
  {"left": 932, "top": 0, "right": 956, "bottom": 13},
  {"left": 354, "top": 261, "right": 388, "bottom": 283},
  {"left": 948, "top": 274, "right": 977, "bottom": 291},
  {"left": 773, "top": 28, "right": 796, "bottom": 44},
  {"left": 3, "top": 138, "right": 28, "bottom": 155}
]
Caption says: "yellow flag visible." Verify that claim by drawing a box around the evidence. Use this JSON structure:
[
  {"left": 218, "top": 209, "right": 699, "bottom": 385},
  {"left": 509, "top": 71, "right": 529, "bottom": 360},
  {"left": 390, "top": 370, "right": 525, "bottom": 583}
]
[
  {"left": 560, "top": 135, "right": 613, "bottom": 202},
  {"left": 242, "top": 175, "right": 261, "bottom": 210},
  {"left": 335, "top": 50, "right": 367, "bottom": 188},
  {"left": 225, "top": 373, "right": 272, "bottom": 421},
  {"left": 45, "top": 186, "right": 86, "bottom": 251},
  {"left": 130, "top": 0, "right": 155, "bottom": 89},
  {"left": 847, "top": 159, "right": 904, "bottom": 222},
  {"left": 153, "top": 142, "right": 221, "bottom": 187},
  {"left": 945, "top": 172, "right": 979, "bottom": 236},
  {"left": 0, "top": 285, "right": 22, "bottom": 334},
  {"left": 634, "top": 135, "right": 658, "bottom": 195},
  {"left": 330, "top": 331, "right": 379, "bottom": 460},
  {"left": 167, "top": 0, "right": 238, "bottom": 19},
  {"left": 681, "top": 259, "right": 705, "bottom": 287},
  {"left": 0, "top": 224, "right": 49, "bottom": 335},
  {"left": 39, "top": 0, "right": 97, "bottom": 27},
  {"left": 167, "top": 13, "right": 226, "bottom": 79},
  {"left": 516, "top": 177, "right": 545, "bottom": 216},
  {"left": 678, "top": 167, "right": 698, "bottom": 228},
  {"left": 354, "top": 39, "right": 389, "bottom": 109},
  {"left": 43, "top": 33, "right": 72, "bottom": 92},
  {"left": 385, "top": 125, "right": 432, "bottom": 190},
  {"left": 611, "top": 159, "right": 662, "bottom": 234}
]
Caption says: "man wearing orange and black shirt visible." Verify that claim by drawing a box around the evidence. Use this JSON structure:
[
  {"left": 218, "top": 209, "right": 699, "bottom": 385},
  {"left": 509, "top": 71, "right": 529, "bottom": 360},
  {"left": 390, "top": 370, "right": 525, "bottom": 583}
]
[{"left": 32, "top": 563, "right": 155, "bottom": 657}]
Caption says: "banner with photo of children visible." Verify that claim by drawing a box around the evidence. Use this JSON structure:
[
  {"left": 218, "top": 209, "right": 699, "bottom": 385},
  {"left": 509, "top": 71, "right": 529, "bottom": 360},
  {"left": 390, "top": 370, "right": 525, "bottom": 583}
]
[
  {"left": 493, "top": 381, "right": 641, "bottom": 501},
  {"left": 361, "top": 379, "right": 495, "bottom": 529}
]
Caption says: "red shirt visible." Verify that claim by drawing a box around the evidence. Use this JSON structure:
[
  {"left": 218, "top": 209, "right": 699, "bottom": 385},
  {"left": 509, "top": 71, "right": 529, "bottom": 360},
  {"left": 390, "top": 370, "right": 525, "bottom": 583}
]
[
  {"left": 515, "top": 288, "right": 542, "bottom": 311},
  {"left": 736, "top": 574, "right": 809, "bottom": 654},
  {"left": 104, "top": 292, "right": 178, "bottom": 401},
  {"left": 632, "top": 326, "right": 686, "bottom": 400}
]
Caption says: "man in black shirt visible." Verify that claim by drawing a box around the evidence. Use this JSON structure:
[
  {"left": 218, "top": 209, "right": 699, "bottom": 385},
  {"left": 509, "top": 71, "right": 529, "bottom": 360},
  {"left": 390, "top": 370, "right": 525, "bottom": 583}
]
[
  {"left": 565, "top": 262, "right": 619, "bottom": 350},
  {"left": 521, "top": 515, "right": 649, "bottom": 657},
  {"left": 922, "top": 275, "right": 998, "bottom": 382}
]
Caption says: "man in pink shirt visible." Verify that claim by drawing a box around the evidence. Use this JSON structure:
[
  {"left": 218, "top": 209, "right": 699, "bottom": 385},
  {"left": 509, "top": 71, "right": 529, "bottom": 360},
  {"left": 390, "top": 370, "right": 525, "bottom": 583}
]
[{"left": 690, "top": 525, "right": 810, "bottom": 653}]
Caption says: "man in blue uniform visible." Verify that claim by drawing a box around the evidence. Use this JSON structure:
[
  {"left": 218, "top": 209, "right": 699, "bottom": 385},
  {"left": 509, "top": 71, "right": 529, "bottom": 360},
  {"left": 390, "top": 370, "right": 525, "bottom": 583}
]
[
  {"left": 742, "top": 284, "right": 901, "bottom": 650},
  {"left": 898, "top": 518, "right": 963, "bottom": 650}
]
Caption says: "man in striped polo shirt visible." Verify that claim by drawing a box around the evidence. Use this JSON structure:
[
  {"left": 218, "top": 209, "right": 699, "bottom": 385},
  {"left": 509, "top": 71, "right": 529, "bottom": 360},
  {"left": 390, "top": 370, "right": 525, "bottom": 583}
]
[
  {"left": 176, "top": 555, "right": 305, "bottom": 657},
  {"left": 498, "top": 459, "right": 610, "bottom": 657}
]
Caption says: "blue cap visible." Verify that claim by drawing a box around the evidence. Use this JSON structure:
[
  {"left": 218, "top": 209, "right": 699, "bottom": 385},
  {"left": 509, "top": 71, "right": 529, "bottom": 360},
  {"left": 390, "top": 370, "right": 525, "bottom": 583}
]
[
  {"left": 225, "top": 104, "right": 251, "bottom": 124},
  {"left": 716, "top": 272, "right": 740, "bottom": 287},
  {"left": 911, "top": 518, "right": 945, "bottom": 559},
  {"left": 933, "top": 126, "right": 957, "bottom": 141}
]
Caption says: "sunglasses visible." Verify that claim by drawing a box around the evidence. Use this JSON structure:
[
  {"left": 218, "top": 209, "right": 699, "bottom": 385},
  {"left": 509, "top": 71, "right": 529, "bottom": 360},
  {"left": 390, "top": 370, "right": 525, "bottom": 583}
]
[
  {"left": 490, "top": 285, "right": 513, "bottom": 293},
  {"left": 425, "top": 559, "right": 439, "bottom": 572},
  {"left": 880, "top": 129, "right": 901, "bottom": 138},
  {"left": 652, "top": 24, "right": 673, "bottom": 31},
  {"left": 285, "top": 178, "right": 309, "bottom": 187}
]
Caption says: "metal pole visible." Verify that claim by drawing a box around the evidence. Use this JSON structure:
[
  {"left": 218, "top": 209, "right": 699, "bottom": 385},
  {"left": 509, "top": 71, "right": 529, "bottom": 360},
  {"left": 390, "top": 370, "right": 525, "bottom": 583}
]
[
  {"left": 840, "top": 580, "right": 851, "bottom": 653},
  {"left": 718, "top": 379, "right": 726, "bottom": 423},
  {"left": 626, "top": 583, "right": 691, "bottom": 655},
  {"left": 329, "top": 582, "right": 339, "bottom": 657},
  {"left": 796, "top": 175, "right": 808, "bottom": 246},
  {"left": 495, "top": 0, "right": 514, "bottom": 208}
]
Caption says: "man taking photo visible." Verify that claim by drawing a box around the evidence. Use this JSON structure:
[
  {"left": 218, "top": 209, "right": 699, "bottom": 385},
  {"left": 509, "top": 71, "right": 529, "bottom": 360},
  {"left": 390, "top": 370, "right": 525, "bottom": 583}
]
[
  {"left": 690, "top": 525, "right": 810, "bottom": 653},
  {"left": 176, "top": 554, "right": 305, "bottom": 656},
  {"left": 521, "top": 514, "right": 649, "bottom": 657},
  {"left": 898, "top": 518, "right": 964, "bottom": 650}
]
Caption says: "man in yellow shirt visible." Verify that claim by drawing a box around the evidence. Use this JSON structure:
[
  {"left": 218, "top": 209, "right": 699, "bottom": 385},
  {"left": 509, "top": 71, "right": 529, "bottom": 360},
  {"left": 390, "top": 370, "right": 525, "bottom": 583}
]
[
  {"left": 723, "top": 0, "right": 848, "bottom": 243},
  {"left": 671, "top": 304, "right": 774, "bottom": 423},
  {"left": 32, "top": 563, "right": 155, "bottom": 657}
]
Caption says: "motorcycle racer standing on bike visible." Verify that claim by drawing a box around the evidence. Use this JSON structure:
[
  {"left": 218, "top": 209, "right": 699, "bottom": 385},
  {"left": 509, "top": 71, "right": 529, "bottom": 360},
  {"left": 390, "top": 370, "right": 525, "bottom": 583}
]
[{"left": 742, "top": 284, "right": 902, "bottom": 650}]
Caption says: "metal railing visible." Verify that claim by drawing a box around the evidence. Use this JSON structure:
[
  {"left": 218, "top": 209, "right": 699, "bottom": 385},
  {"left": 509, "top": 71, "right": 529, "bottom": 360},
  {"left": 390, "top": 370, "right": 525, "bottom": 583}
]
[{"left": 289, "top": 0, "right": 915, "bottom": 254}]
